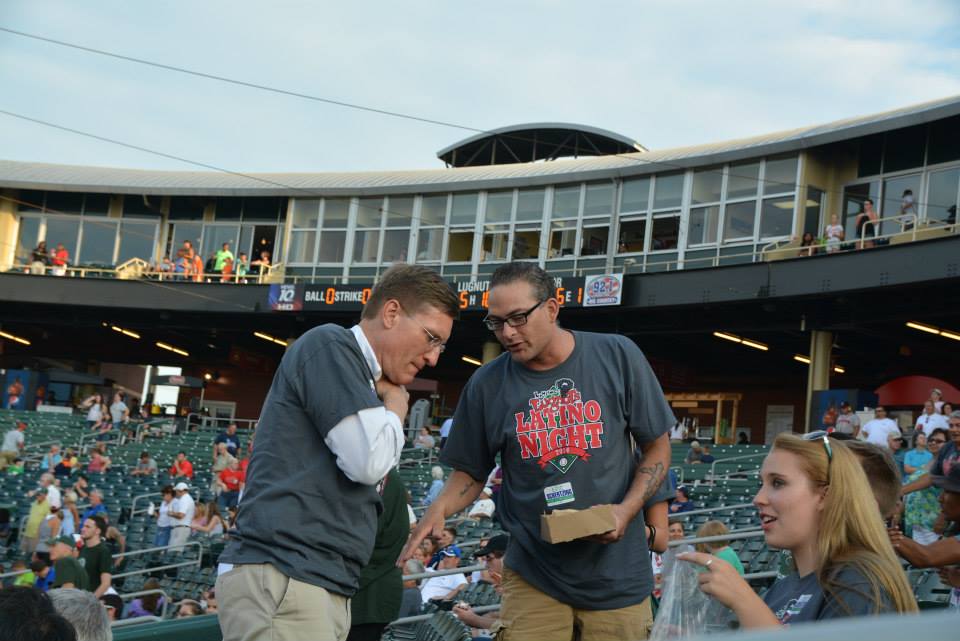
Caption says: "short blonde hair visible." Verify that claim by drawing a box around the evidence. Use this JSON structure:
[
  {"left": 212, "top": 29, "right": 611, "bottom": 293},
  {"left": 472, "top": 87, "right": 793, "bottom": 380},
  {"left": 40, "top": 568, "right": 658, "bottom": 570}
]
[{"left": 694, "top": 520, "right": 729, "bottom": 553}]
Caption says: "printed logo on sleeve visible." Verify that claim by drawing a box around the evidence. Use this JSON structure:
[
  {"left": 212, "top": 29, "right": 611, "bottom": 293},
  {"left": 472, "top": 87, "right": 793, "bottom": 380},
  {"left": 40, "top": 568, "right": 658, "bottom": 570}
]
[
  {"left": 776, "top": 593, "right": 813, "bottom": 624},
  {"left": 544, "top": 482, "right": 575, "bottom": 507}
]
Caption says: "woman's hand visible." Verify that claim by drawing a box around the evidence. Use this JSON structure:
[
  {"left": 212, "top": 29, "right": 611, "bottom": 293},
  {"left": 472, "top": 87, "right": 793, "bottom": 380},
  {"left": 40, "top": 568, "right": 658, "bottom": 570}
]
[{"left": 677, "top": 551, "right": 780, "bottom": 628}]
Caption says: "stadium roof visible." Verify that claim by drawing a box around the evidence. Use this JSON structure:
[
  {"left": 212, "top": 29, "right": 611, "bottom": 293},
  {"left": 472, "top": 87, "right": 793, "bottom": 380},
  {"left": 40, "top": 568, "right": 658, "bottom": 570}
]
[
  {"left": 435, "top": 123, "right": 645, "bottom": 167},
  {"left": 0, "top": 94, "right": 958, "bottom": 197}
]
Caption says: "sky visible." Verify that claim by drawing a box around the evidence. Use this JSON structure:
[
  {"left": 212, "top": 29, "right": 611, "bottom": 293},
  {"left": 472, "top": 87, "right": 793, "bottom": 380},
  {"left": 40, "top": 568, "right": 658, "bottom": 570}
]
[{"left": 1, "top": 1, "right": 958, "bottom": 174}]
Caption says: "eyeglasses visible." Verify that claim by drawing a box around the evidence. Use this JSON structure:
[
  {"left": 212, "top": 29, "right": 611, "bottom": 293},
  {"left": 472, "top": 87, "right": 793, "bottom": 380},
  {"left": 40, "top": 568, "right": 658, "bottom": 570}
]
[
  {"left": 803, "top": 430, "right": 833, "bottom": 483},
  {"left": 929, "top": 439, "right": 947, "bottom": 444},
  {"left": 401, "top": 305, "right": 446, "bottom": 353},
  {"left": 483, "top": 300, "right": 546, "bottom": 331}
]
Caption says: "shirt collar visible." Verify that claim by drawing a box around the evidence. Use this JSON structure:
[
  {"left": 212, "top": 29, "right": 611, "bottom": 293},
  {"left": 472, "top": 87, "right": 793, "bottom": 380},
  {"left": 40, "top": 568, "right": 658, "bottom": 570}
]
[{"left": 350, "top": 325, "right": 382, "bottom": 381}]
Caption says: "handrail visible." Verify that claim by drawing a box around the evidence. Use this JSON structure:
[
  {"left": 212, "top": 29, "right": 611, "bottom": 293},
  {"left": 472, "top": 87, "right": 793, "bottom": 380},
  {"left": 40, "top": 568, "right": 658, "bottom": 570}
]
[
  {"left": 709, "top": 453, "right": 767, "bottom": 481},
  {"left": 668, "top": 527, "right": 765, "bottom": 547},
  {"left": 117, "top": 588, "right": 173, "bottom": 620},
  {"left": 402, "top": 563, "right": 484, "bottom": 582},
  {"left": 668, "top": 501, "right": 755, "bottom": 520},
  {"left": 130, "top": 491, "right": 163, "bottom": 518},
  {"left": 388, "top": 604, "right": 501, "bottom": 627},
  {"left": 111, "top": 616, "right": 164, "bottom": 628}
]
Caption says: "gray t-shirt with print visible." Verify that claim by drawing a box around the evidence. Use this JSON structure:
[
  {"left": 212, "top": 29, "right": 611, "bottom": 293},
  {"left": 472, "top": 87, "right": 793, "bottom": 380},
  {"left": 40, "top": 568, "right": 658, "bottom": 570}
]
[
  {"left": 220, "top": 324, "right": 385, "bottom": 596},
  {"left": 441, "top": 330, "right": 675, "bottom": 610},
  {"left": 763, "top": 565, "right": 895, "bottom": 624}
]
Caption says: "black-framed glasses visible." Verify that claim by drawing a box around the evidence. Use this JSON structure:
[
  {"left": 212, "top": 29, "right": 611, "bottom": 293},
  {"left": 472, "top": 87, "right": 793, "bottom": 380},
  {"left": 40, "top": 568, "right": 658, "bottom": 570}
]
[
  {"left": 803, "top": 430, "right": 833, "bottom": 483},
  {"left": 929, "top": 438, "right": 947, "bottom": 444},
  {"left": 483, "top": 300, "right": 546, "bottom": 331},
  {"left": 400, "top": 304, "right": 446, "bottom": 353}
]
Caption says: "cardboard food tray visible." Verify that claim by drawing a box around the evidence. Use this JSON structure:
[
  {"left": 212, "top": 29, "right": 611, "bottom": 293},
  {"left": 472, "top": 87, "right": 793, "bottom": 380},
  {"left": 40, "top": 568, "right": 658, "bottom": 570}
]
[{"left": 540, "top": 504, "right": 617, "bottom": 543}]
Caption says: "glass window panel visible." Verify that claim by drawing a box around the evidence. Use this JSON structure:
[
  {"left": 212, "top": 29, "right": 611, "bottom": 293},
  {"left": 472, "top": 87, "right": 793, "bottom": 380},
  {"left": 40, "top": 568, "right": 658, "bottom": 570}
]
[
  {"left": 763, "top": 156, "right": 798, "bottom": 195},
  {"left": 240, "top": 197, "right": 282, "bottom": 221},
  {"left": 381, "top": 229, "right": 409, "bottom": 263},
  {"left": 727, "top": 162, "right": 761, "bottom": 200},
  {"left": 446, "top": 230, "right": 474, "bottom": 261},
  {"left": 485, "top": 191, "right": 513, "bottom": 224},
  {"left": 858, "top": 134, "right": 884, "bottom": 177},
  {"left": 692, "top": 169, "right": 723, "bottom": 204},
  {"left": 804, "top": 187, "right": 824, "bottom": 239},
  {"left": 352, "top": 229, "right": 380, "bottom": 263},
  {"left": 323, "top": 198, "right": 350, "bottom": 226},
  {"left": 213, "top": 197, "right": 242, "bottom": 220},
  {"left": 171, "top": 223, "right": 202, "bottom": 259},
  {"left": 482, "top": 231, "right": 509, "bottom": 261},
  {"left": 926, "top": 168, "right": 960, "bottom": 223},
  {"left": 882, "top": 174, "right": 922, "bottom": 231},
  {"left": 238, "top": 226, "right": 255, "bottom": 260},
  {"left": 420, "top": 195, "right": 448, "bottom": 225},
  {"left": 580, "top": 226, "right": 609, "bottom": 256},
  {"left": 168, "top": 196, "right": 205, "bottom": 220},
  {"left": 689, "top": 206, "right": 720, "bottom": 245},
  {"left": 651, "top": 215, "right": 680, "bottom": 250},
  {"left": 356, "top": 198, "right": 383, "bottom": 228},
  {"left": 291, "top": 200, "right": 320, "bottom": 229},
  {"left": 549, "top": 222, "right": 577, "bottom": 257},
  {"left": 450, "top": 193, "right": 479, "bottom": 225},
  {"left": 512, "top": 228, "right": 540, "bottom": 259},
  {"left": 16, "top": 217, "right": 41, "bottom": 263},
  {"left": 884, "top": 125, "right": 926, "bottom": 173},
  {"left": 287, "top": 230, "right": 317, "bottom": 264},
  {"left": 723, "top": 201, "right": 757, "bottom": 241},
  {"left": 552, "top": 185, "right": 581, "bottom": 219},
  {"left": 618, "top": 219, "right": 646, "bottom": 252},
  {"left": 928, "top": 115, "right": 960, "bottom": 165},
  {"left": 17, "top": 190, "right": 44, "bottom": 213},
  {"left": 653, "top": 174, "right": 684, "bottom": 209},
  {"left": 620, "top": 177, "right": 650, "bottom": 212},
  {"left": 583, "top": 182, "right": 614, "bottom": 217},
  {"left": 416, "top": 228, "right": 443, "bottom": 261},
  {"left": 759, "top": 198, "right": 794, "bottom": 238},
  {"left": 201, "top": 225, "right": 240, "bottom": 260},
  {"left": 43, "top": 217, "right": 80, "bottom": 260},
  {"left": 516, "top": 188, "right": 545, "bottom": 221},
  {"left": 44, "top": 192, "right": 84, "bottom": 215},
  {"left": 78, "top": 219, "right": 118, "bottom": 265},
  {"left": 386, "top": 196, "right": 414, "bottom": 227},
  {"left": 84, "top": 194, "right": 111, "bottom": 216},
  {"left": 318, "top": 230, "right": 347, "bottom": 262},
  {"left": 117, "top": 221, "right": 156, "bottom": 263}
]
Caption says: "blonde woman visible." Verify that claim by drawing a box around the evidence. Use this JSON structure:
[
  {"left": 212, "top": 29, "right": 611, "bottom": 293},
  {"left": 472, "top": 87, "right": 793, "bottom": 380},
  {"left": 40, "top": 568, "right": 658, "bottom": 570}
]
[
  {"left": 694, "top": 520, "right": 744, "bottom": 576},
  {"left": 680, "top": 433, "right": 916, "bottom": 626}
]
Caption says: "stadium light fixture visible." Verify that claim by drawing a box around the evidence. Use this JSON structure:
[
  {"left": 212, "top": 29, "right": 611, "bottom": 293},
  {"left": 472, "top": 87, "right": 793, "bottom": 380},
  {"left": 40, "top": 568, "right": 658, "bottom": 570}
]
[
  {"left": 0, "top": 330, "right": 30, "bottom": 346},
  {"left": 713, "top": 331, "right": 741, "bottom": 343},
  {"left": 254, "top": 331, "right": 288, "bottom": 347},
  {"left": 110, "top": 325, "right": 141, "bottom": 339},
  {"left": 713, "top": 331, "right": 767, "bottom": 351},
  {"left": 462, "top": 356, "right": 482, "bottom": 366},
  {"left": 906, "top": 321, "right": 960, "bottom": 341},
  {"left": 833, "top": 366, "right": 846, "bottom": 374},
  {"left": 793, "top": 355, "right": 811, "bottom": 364},
  {"left": 156, "top": 342, "right": 189, "bottom": 357},
  {"left": 203, "top": 372, "right": 213, "bottom": 381}
]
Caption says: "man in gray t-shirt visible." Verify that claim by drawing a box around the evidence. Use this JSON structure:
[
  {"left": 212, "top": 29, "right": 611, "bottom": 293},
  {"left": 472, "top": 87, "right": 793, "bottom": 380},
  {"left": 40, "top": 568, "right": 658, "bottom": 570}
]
[
  {"left": 109, "top": 393, "right": 128, "bottom": 429},
  {"left": 218, "top": 265, "right": 459, "bottom": 641},
  {"left": 401, "top": 263, "right": 673, "bottom": 641}
]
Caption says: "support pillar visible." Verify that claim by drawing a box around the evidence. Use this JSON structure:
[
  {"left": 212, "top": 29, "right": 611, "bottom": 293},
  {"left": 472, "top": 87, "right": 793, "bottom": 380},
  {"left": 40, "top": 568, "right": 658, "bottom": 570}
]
[
  {"left": 804, "top": 330, "right": 833, "bottom": 433},
  {"left": 482, "top": 341, "right": 502, "bottom": 365}
]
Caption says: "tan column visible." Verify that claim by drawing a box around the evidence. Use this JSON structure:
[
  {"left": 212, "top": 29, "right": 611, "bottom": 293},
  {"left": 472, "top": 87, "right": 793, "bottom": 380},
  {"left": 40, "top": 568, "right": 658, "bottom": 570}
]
[
  {"left": 482, "top": 341, "right": 502, "bottom": 364},
  {"left": 804, "top": 330, "right": 833, "bottom": 433}
]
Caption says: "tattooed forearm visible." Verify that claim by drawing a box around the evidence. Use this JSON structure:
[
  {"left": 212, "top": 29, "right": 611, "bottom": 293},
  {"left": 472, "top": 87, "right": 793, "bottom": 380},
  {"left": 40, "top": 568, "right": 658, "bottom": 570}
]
[
  {"left": 637, "top": 461, "right": 666, "bottom": 503},
  {"left": 458, "top": 479, "right": 476, "bottom": 498}
]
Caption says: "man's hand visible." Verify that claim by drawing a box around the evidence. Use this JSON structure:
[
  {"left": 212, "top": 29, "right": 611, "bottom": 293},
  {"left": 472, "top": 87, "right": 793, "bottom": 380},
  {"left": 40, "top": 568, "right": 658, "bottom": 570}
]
[
  {"left": 398, "top": 507, "right": 445, "bottom": 567},
  {"left": 453, "top": 603, "right": 479, "bottom": 627},
  {"left": 585, "top": 503, "right": 630, "bottom": 544},
  {"left": 376, "top": 379, "right": 409, "bottom": 423}
]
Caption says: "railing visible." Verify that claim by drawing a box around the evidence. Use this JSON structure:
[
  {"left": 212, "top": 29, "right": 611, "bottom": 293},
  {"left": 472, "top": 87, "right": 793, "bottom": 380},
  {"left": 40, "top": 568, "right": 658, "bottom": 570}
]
[
  {"left": 9, "top": 262, "right": 281, "bottom": 285},
  {"left": 668, "top": 502, "right": 755, "bottom": 521},
  {"left": 186, "top": 414, "right": 258, "bottom": 433},
  {"left": 388, "top": 604, "right": 501, "bottom": 628},
  {"left": 0, "top": 541, "right": 202, "bottom": 581},
  {"left": 116, "top": 588, "right": 174, "bottom": 619},
  {"left": 708, "top": 453, "right": 767, "bottom": 481}
]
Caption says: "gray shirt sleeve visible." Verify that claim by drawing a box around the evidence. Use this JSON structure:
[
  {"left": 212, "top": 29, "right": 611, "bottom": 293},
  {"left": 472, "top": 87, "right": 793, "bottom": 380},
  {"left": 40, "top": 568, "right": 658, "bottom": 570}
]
[{"left": 819, "top": 565, "right": 895, "bottom": 618}]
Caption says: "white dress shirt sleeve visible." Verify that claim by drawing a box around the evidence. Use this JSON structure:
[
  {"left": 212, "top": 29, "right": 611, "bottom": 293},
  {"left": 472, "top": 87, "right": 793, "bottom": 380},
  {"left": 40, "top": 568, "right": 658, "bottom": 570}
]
[{"left": 324, "top": 406, "right": 404, "bottom": 485}]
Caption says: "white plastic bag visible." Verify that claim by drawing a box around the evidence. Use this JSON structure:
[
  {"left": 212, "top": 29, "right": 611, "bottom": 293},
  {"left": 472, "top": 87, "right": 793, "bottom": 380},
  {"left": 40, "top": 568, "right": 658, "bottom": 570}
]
[{"left": 650, "top": 547, "right": 733, "bottom": 639}]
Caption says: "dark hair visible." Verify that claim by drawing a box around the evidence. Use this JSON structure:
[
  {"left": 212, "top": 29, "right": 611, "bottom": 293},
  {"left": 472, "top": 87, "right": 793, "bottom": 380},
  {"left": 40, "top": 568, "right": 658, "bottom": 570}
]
[
  {"left": 90, "top": 515, "right": 108, "bottom": 538},
  {"left": 178, "top": 451, "right": 187, "bottom": 456},
  {"left": 491, "top": 262, "right": 552, "bottom": 303},
  {"left": 443, "top": 526, "right": 458, "bottom": 538},
  {"left": 911, "top": 431, "right": 927, "bottom": 448},
  {"left": 140, "top": 451, "right": 150, "bottom": 459},
  {"left": 0, "top": 586, "right": 77, "bottom": 641},
  {"left": 930, "top": 428, "right": 949, "bottom": 442},
  {"left": 677, "top": 486, "right": 691, "bottom": 500},
  {"left": 361, "top": 264, "right": 459, "bottom": 321},
  {"left": 30, "top": 560, "right": 47, "bottom": 573},
  {"left": 842, "top": 440, "right": 900, "bottom": 518},
  {"left": 863, "top": 198, "right": 874, "bottom": 206},
  {"left": 141, "top": 578, "right": 163, "bottom": 613},
  {"left": 902, "top": 189, "right": 913, "bottom": 196},
  {"left": 161, "top": 484, "right": 175, "bottom": 496}
]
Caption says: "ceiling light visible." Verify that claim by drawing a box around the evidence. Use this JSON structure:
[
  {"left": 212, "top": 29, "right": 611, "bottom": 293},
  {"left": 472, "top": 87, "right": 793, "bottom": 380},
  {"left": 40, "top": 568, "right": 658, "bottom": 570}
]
[
  {"left": 254, "top": 331, "right": 288, "bottom": 347},
  {"left": 906, "top": 321, "right": 960, "bottom": 342},
  {"left": 156, "top": 342, "right": 189, "bottom": 357},
  {"left": 111, "top": 325, "right": 140, "bottom": 339},
  {"left": 713, "top": 331, "right": 742, "bottom": 343},
  {"left": 0, "top": 330, "right": 30, "bottom": 346},
  {"left": 833, "top": 366, "right": 845, "bottom": 374},
  {"left": 462, "top": 356, "right": 482, "bottom": 366},
  {"left": 740, "top": 339, "right": 769, "bottom": 351},
  {"left": 793, "top": 355, "right": 811, "bottom": 364},
  {"left": 713, "top": 331, "right": 766, "bottom": 351},
  {"left": 941, "top": 331, "right": 960, "bottom": 342},
  {"left": 203, "top": 372, "right": 213, "bottom": 381}
]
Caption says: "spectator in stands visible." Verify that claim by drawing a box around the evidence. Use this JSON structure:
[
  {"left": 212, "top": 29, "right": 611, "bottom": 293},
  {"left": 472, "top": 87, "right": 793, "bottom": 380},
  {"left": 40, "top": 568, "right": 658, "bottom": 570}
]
[
  {"left": 855, "top": 198, "right": 879, "bottom": 249},
  {"left": 249, "top": 249, "right": 271, "bottom": 275},
  {"left": 931, "top": 388, "right": 945, "bottom": 413},
  {"left": 104, "top": 525, "right": 126, "bottom": 571},
  {"left": 695, "top": 520, "right": 744, "bottom": 576},
  {"left": 80, "top": 490, "right": 107, "bottom": 524},
  {"left": 422, "top": 465, "right": 445, "bottom": 506},
  {"left": 49, "top": 535, "right": 89, "bottom": 590},
  {"left": 34, "top": 505, "right": 62, "bottom": 563},
  {"left": 902, "top": 411, "right": 960, "bottom": 499},
  {"left": 130, "top": 451, "right": 158, "bottom": 476},
  {"left": 888, "top": 464, "right": 960, "bottom": 575},
  {"left": 154, "top": 485, "right": 175, "bottom": 547},
  {"left": 22, "top": 488, "right": 50, "bottom": 555},
  {"left": 0, "top": 586, "right": 76, "bottom": 641},
  {"left": 398, "top": 559, "right": 425, "bottom": 618},
  {"left": 191, "top": 501, "right": 226, "bottom": 537},
  {"left": 169, "top": 451, "right": 194, "bottom": 479},
  {"left": 29, "top": 240, "right": 50, "bottom": 274},
  {"left": 1, "top": 420, "right": 26, "bottom": 470},
  {"left": 214, "top": 422, "right": 241, "bottom": 458},
  {"left": 60, "top": 491, "right": 79, "bottom": 538},
  {"left": 904, "top": 428, "right": 946, "bottom": 544},
  {"left": 200, "top": 588, "right": 217, "bottom": 614},
  {"left": 49, "top": 588, "right": 112, "bottom": 641},
  {"left": 824, "top": 213, "right": 845, "bottom": 253},
  {"left": 737, "top": 432, "right": 750, "bottom": 445},
  {"left": 33, "top": 560, "right": 53, "bottom": 592},
  {"left": 834, "top": 402, "right": 860, "bottom": 437},
  {"left": 454, "top": 537, "right": 507, "bottom": 638},
  {"left": 467, "top": 487, "right": 496, "bottom": 520},
  {"left": 215, "top": 242, "right": 234, "bottom": 274},
  {"left": 234, "top": 252, "right": 249, "bottom": 282},
  {"left": 700, "top": 445, "right": 716, "bottom": 464},
  {"left": 50, "top": 243, "right": 69, "bottom": 275},
  {"left": 7, "top": 456, "right": 24, "bottom": 475},
  {"left": 80, "top": 394, "right": 105, "bottom": 430},
  {"left": 668, "top": 520, "right": 685, "bottom": 541},
  {"left": 85, "top": 448, "right": 109, "bottom": 474},
  {"left": 216, "top": 457, "right": 245, "bottom": 510},
  {"left": 439, "top": 416, "right": 453, "bottom": 449},
  {"left": 414, "top": 427, "right": 436, "bottom": 449},
  {"left": 91, "top": 416, "right": 113, "bottom": 443},
  {"left": 916, "top": 400, "right": 949, "bottom": 436},
  {"left": 942, "top": 401, "right": 955, "bottom": 418},
  {"left": 54, "top": 448, "right": 79, "bottom": 478},
  {"left": 192, "top": 251, "right": 204, "bottom": 282},
  {"left": 71, "top": 474, "right": 90, "bottom": 500},
  {"left": 168, "top": 482, "right": 195, "bottom": 552},
  {"left": 888, "top": 434, "right": 907, "bottom": 474},
  {"left": 177, "top": 599, "right": 204, "bottom": 618},
  {"left": 680, "top": 433, "right": 917, "bottom": 626},
  {"left": 420, "top": 545, "right": 468, "bottom": 604},
  {"left": 30, "top": 473, "right": 62, "bottom": 510},
  {"left": 40, "top": 445, "right": 63, "bottom": 472},
  {"left": 109, "top": 392, "right": 128, "bottom": 432},
  {"left": 11, "top": 559, "right": 35, "bottom": 587},
  {"left": 79, "top": 516, "right": 112, "bottom": 597},
  {"left": 798, "top": 232, "right": 817, "bottom": 257},
  {"left": 99, "top": 593, "right": 124, "bottom": 622},
  {"left": 670, "top": 486, "right": 695, "bottom": 513},
  {"left": 685, "top": 440, "right": 704, "bottom": 463},
  {"left": 862, "top": 406, "right": 901, "bottom": 448}
]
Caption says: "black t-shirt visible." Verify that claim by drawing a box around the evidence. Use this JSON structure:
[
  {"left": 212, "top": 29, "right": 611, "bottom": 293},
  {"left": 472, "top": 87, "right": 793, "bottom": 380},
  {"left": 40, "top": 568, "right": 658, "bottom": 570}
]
[
  {"left": 215, "top": 432, "right": 241, "bottom": 457},
  {"left": 78, "top": 541, "right": 112, "bottom": 591},
  {"left": 441, "top": 331, "right": 674, "bottom": 610}
]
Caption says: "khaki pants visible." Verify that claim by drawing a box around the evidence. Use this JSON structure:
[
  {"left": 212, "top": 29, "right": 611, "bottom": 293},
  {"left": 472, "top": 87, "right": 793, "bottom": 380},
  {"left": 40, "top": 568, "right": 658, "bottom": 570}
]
[
  {"left": 0, "top": 451, "right": 17, "bottom": 470},
  {"left": 495, "top": 567, "right": 653, "bottom": 641},
  {"left": 216, "top": 563, "right": 350, "bottom": 641},
  {"left": 169, "top": 525, "right": 191, "bottom": 552}
]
